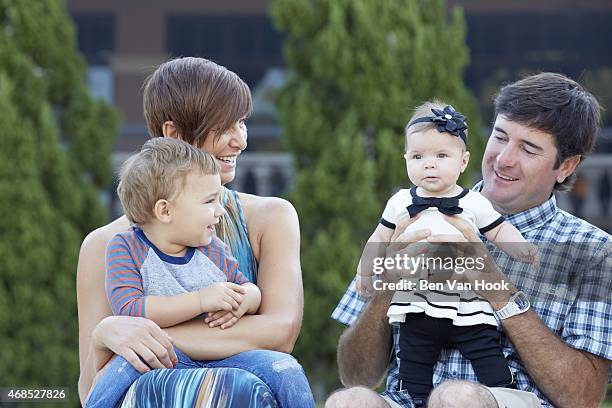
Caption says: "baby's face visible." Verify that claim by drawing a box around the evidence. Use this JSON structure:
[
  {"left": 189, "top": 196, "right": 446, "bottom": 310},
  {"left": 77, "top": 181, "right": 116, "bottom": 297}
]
[{"left": 404, "top": 128, "right": 470, "bottom": 195}]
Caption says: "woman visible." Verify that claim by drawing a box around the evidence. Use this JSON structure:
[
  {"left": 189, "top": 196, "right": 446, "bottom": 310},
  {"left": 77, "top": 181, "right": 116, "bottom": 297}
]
[{"left": 77, "top": 57, "right": 313, "bottom": 407}]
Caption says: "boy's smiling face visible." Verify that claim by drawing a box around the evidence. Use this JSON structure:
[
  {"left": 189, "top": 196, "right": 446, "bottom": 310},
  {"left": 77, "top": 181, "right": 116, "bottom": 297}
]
[
  {"left": 404, "top": 128, "right": 470, "bottom": 196},
  {"left": 168, "top": 172, "right": 225, "bottom": 247}
]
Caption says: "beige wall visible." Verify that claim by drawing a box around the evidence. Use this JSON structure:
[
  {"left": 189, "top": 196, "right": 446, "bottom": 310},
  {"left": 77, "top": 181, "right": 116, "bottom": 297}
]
[{"left": 66, "top": 0, "right": 269, "bottom": 150}]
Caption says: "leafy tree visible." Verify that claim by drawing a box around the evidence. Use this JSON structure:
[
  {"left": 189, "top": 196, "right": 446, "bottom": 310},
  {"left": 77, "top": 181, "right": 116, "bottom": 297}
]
[
  {"left": 271, "top": 0, "right": 483, "bottom": 397},
  {"left": 0, "top": 0, "right": 118, "bottom": 404}
]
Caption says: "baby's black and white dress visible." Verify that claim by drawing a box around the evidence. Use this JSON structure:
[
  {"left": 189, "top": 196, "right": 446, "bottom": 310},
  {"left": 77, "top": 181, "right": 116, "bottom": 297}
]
[
  {"left": 379, "top": 186, "right": 512, "bottom": 401},
  {"left": 381, "top": 186, "right": 505, "bottom": 326}
]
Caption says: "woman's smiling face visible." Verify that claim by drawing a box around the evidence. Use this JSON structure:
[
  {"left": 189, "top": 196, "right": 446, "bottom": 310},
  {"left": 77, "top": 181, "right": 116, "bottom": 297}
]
[{"left": 199, "top": 118, "right": 248, "bottom": 185}]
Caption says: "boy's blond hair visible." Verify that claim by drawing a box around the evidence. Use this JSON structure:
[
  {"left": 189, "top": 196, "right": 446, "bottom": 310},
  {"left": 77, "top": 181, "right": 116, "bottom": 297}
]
[
  {"left": 118, "top": 138, "right": 219, "bottom": 225},
  {"left": 404, "top": 100, "right": 469, "bottom": 150}
]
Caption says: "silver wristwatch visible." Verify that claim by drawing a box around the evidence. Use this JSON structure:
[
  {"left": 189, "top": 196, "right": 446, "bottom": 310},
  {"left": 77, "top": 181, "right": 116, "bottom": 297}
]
[{"left": 494, "top": 291, "right": 530, "bottom": 320}]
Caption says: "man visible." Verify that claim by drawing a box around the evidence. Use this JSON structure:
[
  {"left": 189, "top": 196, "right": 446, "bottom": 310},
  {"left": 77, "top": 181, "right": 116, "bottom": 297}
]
[{"left": 326, "top": 73, "right": 611, "bottom": 408}]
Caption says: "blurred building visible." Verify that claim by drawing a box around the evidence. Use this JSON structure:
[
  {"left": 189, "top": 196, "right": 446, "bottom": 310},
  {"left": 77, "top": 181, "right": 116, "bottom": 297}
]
[
  {"left": 452, "top": 0, "right": 612, "bottom": 126},
  {"left": 66, "top": 0, "right": 612, "bottom": 227}
]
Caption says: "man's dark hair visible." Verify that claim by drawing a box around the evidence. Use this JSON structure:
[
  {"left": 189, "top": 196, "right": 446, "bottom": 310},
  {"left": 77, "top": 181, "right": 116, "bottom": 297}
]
[{"left": 494, "top": 72, "right": 601, "bottom": 191}]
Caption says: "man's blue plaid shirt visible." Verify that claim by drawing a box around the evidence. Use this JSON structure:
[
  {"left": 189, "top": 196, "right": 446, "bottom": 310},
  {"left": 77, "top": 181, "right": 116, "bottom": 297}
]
[{"left": 332, "top": 186, "right": 612, "bottom": 407}]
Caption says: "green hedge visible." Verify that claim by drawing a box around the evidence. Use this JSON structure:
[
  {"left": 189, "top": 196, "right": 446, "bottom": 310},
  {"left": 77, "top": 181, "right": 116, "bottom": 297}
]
[{"left": 0, "top": 1, "right": 118, "bottom": 405}]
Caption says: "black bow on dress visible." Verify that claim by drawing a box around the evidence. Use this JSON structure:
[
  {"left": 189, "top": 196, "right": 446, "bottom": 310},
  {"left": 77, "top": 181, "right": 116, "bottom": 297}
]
[{"left": 406, "top": 196, "right": 463, "bottom": 218}]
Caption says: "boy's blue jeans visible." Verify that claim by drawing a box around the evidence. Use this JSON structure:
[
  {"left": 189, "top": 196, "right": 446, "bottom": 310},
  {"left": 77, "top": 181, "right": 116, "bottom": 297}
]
[{"left": 86, "top": 347, "right": 315, "bottom": 408}]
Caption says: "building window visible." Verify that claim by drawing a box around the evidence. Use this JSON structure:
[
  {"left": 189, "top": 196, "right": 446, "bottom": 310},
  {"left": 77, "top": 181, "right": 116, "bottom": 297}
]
[
  {"left": 86, "top": 66, "right": 114, "bottom": 103},
  {"left": 166, "top": 14, "right": 284, "bottom": 87},
  {"left": 72, "top": 13, "right": 115, "bottom": 65},
  {"left": 465, "top": 12, "right": 612, "bottom": 77},
  {"left": 464, "top": 12, "right": 612, "bottom": 127}
]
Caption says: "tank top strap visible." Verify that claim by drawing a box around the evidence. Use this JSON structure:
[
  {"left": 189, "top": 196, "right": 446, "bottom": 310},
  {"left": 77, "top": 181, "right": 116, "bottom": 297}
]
[{"left": 222, "top": 188, "right": 258, "bottom": 283}]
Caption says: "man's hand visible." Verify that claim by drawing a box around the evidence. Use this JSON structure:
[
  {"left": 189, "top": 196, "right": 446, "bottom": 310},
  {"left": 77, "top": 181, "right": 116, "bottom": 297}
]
[
  {"left": 426, "top": 215, "right": 516, "bottom": 308},
  {"left": 378, "top": 214, "right": 431, "bottom": 288},
  {"left": 356, "top": 273, "right": 376, "bottom": 299},
  {"left": 356, "top": 214, "right": 430, "bottom": 299},
  {"left": 199, "top": 282, "right": 246, "bottom": 313},
  {"left": 391, "top": 213, "right": 430, "bottom": 242}
]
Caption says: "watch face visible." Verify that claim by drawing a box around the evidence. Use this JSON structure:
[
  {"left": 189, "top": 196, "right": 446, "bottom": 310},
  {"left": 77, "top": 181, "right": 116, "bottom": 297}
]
[{"left": 515, "top": 293, "right": 529, "bottom": 310}]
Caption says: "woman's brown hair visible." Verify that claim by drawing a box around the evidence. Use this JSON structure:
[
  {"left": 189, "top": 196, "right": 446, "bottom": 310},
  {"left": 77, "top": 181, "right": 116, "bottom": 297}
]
[{"left": 143, "top": 57, "right": 252, "bottom": 147}]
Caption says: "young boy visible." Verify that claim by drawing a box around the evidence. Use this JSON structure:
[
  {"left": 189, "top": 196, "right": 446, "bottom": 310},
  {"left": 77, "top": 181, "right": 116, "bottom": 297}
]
[{"left": 86, "top": 137, "right": 261, "bottom": 407}]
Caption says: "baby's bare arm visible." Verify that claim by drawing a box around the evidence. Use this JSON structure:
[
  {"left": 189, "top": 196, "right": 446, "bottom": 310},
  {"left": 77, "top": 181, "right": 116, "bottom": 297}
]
[
  {"left": 484, "top": 221, "right": 525, "bottom": 243},
  {"left": 485, "top": 221, "right": 538, "bottom": 265}
]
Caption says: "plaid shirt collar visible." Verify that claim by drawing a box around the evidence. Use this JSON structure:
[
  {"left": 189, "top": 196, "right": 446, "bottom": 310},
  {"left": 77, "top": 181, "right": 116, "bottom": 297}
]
[{"left": 472, "top": 180, "right": 556, "bottom": 233}]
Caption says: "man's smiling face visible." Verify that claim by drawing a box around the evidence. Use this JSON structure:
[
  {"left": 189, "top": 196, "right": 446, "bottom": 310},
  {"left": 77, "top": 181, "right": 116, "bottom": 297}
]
[{"left": 481, "top": 115, "right": 567, "bottom": 215}]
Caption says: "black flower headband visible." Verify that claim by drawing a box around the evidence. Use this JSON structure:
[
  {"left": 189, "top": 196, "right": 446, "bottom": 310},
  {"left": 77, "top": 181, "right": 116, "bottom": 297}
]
[{"left": 406, "top": 105, "right": 468, "bottom": 144}]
